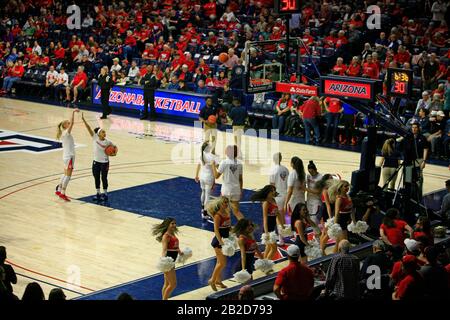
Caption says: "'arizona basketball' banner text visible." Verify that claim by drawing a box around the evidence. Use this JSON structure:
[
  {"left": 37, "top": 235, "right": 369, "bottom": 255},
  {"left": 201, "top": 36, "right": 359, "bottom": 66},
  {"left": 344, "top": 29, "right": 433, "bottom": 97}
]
[
  {"left": 92, "top": 83, "right": 209, "bottom": 119},
  {"left": 320, "top": 76, "right": 382, "bottom": 102}
]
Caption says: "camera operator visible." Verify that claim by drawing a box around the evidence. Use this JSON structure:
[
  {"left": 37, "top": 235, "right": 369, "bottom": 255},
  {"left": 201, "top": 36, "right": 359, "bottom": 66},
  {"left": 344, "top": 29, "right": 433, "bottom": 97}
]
[{"left": 398, "top": 123, "right": 430, "bottom": 199}]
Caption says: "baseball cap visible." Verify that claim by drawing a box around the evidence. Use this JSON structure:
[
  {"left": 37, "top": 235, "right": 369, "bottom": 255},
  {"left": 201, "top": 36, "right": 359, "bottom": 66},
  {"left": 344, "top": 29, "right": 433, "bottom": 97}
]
[
  {"left": 287, "top": 245, "right": 300, "bottom": 257},
  {"left": 404, "top": 238, "right": 420, "bottom": 252}
]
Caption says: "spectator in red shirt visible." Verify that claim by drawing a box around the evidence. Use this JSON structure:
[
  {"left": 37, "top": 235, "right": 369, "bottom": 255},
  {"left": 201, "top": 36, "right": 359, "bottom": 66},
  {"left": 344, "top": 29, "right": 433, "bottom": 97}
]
[
  {"left": 299, "top": 96, "right": 322, "bottom": 144},
  {"left": 170, "top": 52, "right": 185, "bottom": 74},
  {"left": 272, "top": 93, "right": 294, "bottom": 134},
  {"left": 213, "top": 69, "right": 229, "bottom": 88},
  {"left": 331, "top": 57, "right": 347, "bottom": 76},
  {"left": 158, "top": 44, "right": 171, "bottom": 62},
  {"left": 380, "top": 208, "right": 413, "bottom": 256},
  {"left": 362, "top": 55, "right": 379, "bottom": 79},
  {"left": 273, "top": 244, "right": 314, "bottom": 300},
  {"left": 142, "top": 43, "right": 159, "bottom": 61},
  {"left": 65, "top": 66, "right": 88, "bottom": 103},
  {"left": 183, "top": 53, "right": 195, "bottom": 72},
  {"left": 1, "top": 60, "right": 24, "bottom": 94},
  {"left": 323, "top": 30, "right": 338, "bottom": 48},
  {"left": 323, "top": 97, "right": 343, "bottom": 143},
  {"left": 392, "top": 255, "right": 425, "bottom": 300},
  {"left": 346, "top": 56, "right": 362, "bottom": 77},
  {"left": 54, "top": 41, "right": 66, "bottom": 61},
  {"left": 123, "top": 30, "right": 137, "bottom": 61},
  {"left": 176, "top": 64, "right": 193, "bottom": 83},
  {"left": 394, "top": 45, "right": 411, "bottom": 65},
  {"left": 203, "top": 0, "right": 217, "bottom": 19},
  {"left": 335, "top": 30, "right": 349, "bottom": 49},
  {"left": 176, "top": 35, "right": 189, "bottom": 53}
]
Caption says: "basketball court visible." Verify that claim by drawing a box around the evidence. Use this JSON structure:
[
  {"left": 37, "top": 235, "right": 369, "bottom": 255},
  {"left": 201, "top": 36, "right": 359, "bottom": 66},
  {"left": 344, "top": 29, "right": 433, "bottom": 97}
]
[{"left": 0, "top": 97, "right": 447, "bottom": 300}]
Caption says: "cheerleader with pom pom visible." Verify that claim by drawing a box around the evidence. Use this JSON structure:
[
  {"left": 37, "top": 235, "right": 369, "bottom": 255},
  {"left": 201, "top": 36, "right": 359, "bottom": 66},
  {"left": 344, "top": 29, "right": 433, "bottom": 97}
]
[
  {"left": 207, "top": 196, "right": 232, "bottom": 291},
  {"left": 291, "top": 203, "right": 320, "bottom": 263},
  {"left": 269, "top": 152, "right": 289, "bottom": 245},
  {"left": 328, "top": 180, "right": 356, "bottom": 253},
  {"left": 233, "top": 219, "right": 263, "bottom": 280},
  {"left": 250, "top": 185, "right": 281, "bottom": 260},
  {"left": 152, "top": 217, "right": 183, "bottom": 300},
  {"left": 316, "top": 174, "right": 337, "bottom": 256}
]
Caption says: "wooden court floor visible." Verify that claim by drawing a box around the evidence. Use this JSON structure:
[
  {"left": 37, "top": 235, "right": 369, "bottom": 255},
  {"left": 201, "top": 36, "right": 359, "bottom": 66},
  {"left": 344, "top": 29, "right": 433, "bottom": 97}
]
[{"left": 0, "top": 98, "right": 447, "bottom": 300}]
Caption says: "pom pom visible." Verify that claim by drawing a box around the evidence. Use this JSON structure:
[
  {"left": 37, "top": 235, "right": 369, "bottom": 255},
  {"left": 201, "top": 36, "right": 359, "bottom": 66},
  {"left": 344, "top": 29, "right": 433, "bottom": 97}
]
[
  {"left": 176, "top": 247, "right": 193, "bottom": 264},
  {"left": 254, "top": 259, "right": 275, "bottom": 273},
  {"left": 278, "top": 224, "right": 293, "bottom": 237},
  {"left": 261, "top": 232, "right": 277, "bottom": 244},
  {"left": 347, "top": 221, "right": 369, "bottom": 234},
  {"left": 269, "top": 231, "right": 278, "bottom": 244},
  {"left": 222, "top": 239, "right": 236, "bottom": 256},
  {"left": 305, "top": 239, "right": 322, "bottom": 260},
  {"left": 327, "top": 223, "right": 342, "bottom": 240},
  {"left": 324, "top": 217, "right": 335, "bottom": 229},
  {"left": 227, "top": 233, "right": 239, "bottom": 249},
  {"left": 233, "top": 270, "right": 251, "bottom": 283},
  {"left": 156, "top": 256, "right": 175, "bottom": 272}
]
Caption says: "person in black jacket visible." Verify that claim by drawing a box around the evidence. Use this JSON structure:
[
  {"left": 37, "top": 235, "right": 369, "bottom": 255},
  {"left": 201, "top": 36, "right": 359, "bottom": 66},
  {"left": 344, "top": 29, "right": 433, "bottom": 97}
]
[
  {"left": 98, "top": 66, "right": 112, "bottom": 119},
  {"left": 0, "top": 246, "right": 17, "bottom": 299},
  {"left": 139, "top": 65, "right": 158, "bottom": 120}
]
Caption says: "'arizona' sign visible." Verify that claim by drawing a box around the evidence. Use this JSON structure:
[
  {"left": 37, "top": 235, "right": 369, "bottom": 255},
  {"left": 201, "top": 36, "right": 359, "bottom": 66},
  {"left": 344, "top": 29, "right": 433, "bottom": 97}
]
[{"left": 320, "top": 76, "right": 382, "bottom": 102}]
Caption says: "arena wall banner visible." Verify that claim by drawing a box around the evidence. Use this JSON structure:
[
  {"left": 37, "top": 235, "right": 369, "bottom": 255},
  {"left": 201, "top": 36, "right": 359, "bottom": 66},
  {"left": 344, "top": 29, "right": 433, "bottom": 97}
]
[
  {"left": 92, "top": 83, "right": 208, "bottom": 119},
  {"left": 275, "top": 82, "right": 318, "bottom": 96}
]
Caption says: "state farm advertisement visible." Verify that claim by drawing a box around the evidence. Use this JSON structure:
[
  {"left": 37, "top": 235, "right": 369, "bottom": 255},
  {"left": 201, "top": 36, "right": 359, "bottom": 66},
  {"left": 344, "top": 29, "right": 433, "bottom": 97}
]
[{"left": 275, "top": 82, "right": 318, "bottom": 96}]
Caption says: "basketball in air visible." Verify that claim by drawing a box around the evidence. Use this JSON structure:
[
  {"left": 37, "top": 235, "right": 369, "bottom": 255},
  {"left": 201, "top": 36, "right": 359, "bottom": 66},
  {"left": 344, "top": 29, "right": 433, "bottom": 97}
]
[
  {"left": 207, "top": 115, "right": 217, "bottom": 124},
  {"left": 218, "top": 52, "right": 229, "bottom": 63},
  {"left": 105, "top": 144, "right": 118, "bottom": 156}
]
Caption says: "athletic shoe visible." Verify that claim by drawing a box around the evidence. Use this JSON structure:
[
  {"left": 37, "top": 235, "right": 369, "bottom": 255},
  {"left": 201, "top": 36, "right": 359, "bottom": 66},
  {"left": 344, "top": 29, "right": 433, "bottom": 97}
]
[
  {"left": 92, "top": 194, "right": 101, "bottom": 201},
  {"left": 100, "top": 194, "right": 108, "bottom": 201},
  {"left": 59, "top": 194, "right": 71, "bottom": 202},
  {"left": 55, "top": 185, "right": 61, "bottom": 196}
]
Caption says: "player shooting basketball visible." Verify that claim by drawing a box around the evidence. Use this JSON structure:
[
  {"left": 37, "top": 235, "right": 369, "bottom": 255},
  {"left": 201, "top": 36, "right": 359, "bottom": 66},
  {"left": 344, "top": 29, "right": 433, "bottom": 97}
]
[{"left": 81, "top": 112, "right": 116, "bottom": 202}]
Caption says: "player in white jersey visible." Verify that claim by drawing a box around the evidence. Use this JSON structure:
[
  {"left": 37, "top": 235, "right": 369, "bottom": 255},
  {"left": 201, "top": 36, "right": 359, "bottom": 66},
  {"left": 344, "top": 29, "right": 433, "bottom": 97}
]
[
  {"left": 81, "top": 113, "right": 113, "bottom": 202},
  {"left": 269, "top": 152, "right": 289, "bottom": 244},
  {"left": 284, "top": 156, "right": 306, "bottom": 215},
  {"left": 195, "top": 141, "right": 219, "bottom": 221},
  {"left": 212, "top": 145, "right": 244, "bottom": 220},
  {"left": 305, "top": 161, "right": 323, "bottom": 225},
  {"left": 55, "top": 108, "right": 79, "bottom": 201}
]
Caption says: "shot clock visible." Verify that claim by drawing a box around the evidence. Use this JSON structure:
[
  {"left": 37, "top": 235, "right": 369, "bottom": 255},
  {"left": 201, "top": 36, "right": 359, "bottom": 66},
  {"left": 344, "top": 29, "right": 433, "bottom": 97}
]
[
  {"left": 386, "top": 68, "right": 413, "bottom": 98},
  {"left": 274, "top": 0, "right": 301, "bottom": 14}
]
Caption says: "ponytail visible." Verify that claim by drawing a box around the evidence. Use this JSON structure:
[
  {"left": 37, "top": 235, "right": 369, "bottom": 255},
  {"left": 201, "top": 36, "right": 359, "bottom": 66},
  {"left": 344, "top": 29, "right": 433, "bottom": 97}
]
[
  {"left": 56, "top": 121, "right": 64, "bottom": 140},
  {"left": 291, "top": 157, "right": 305, "bottom": 183},
  {"left": 201, "top": 141, "right": 209, "bottom": 165}
]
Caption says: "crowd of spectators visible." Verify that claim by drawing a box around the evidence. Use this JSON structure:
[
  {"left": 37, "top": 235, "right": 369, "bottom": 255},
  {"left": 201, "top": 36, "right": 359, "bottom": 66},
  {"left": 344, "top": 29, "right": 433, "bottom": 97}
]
[{"left": 0, "top": 0, "right": 449, "bottom": 158}]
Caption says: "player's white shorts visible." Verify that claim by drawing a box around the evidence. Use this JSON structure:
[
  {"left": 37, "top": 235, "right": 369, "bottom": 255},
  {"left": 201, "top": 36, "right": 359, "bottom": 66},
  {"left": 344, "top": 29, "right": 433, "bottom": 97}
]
[
  {"left": 221, "top": 193, "right": 241, "bottom": 202},
  {"left": 63, "top": 156, "right": 75, "bottom": 170},
  {"left": 200, "top": 177, "right": 214, "bottom": 189}
]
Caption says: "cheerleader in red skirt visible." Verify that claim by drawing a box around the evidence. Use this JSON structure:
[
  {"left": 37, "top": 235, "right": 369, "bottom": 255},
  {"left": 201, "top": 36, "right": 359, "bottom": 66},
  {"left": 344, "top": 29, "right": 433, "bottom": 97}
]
[{"left": 152, "top": 217, "right": 184, "bottom": 300}]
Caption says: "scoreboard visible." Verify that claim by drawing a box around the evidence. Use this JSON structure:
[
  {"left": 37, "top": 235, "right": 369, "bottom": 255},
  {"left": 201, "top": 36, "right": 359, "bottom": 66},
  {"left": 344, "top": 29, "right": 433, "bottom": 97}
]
[
  {"left": 274, "top": 0, "right": 301, "bottom": 14},
  {"left": 386, "top": 68, "right": 413, "bottom": 98}
]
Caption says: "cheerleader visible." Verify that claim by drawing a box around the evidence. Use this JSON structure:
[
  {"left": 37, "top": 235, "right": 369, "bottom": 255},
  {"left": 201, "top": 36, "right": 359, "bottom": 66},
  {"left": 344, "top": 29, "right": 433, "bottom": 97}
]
[
  {"left": 207, "top": 196, "right": 231, "bottom": 291},
  {"left": 291, "top": 203, "right": 319, "bottom": 263},
  {"left": 81, "top": 113, "right": 112, "bottom": 201},
  {"left": 233, "top": 219, "right": 263, "bottom": 279},
  {"left": 195, "top": 141, "right": 218, "bottom": 220},
  {"left": 305, "top": 161, "right": 323, "bottom": 225},
  {"left": 55, "top": 108, "right": 79, "bottom": 201},
  {"left": 328, "top": 180, "right": 356, "bottom": 253},
  {"left": 152, "top": 217, "right": 184, "bottom": 300},
  {"left": 250, "top": 185, "right": 280, "bottom": 260},
  {"left": 316, "top": 174, "right": 335, "bottom": 256},
  {"left": 283, "top": 157, "right": 306, "bottom": 216},
  {"left": 269, "top": 152, "right": 289, "bottom": 244},
  {"left": 212, "top": 145, "right": 244, "bottom": 220}
]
